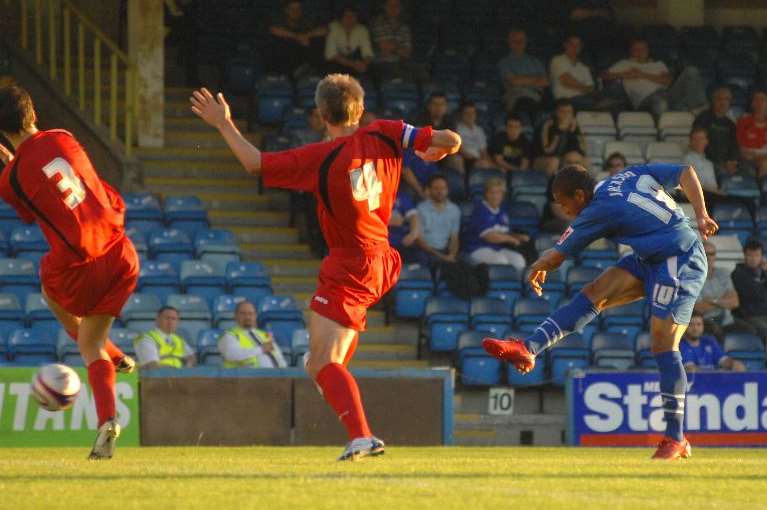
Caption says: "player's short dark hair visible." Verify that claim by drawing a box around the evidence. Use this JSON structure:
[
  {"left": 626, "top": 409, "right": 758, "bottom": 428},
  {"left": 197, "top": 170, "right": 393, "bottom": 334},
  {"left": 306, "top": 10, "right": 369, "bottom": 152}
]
[
  {"left": 505, "top": 113, "right": 523, "bottom": 125},
  {"left": 744, "top": 237, "right": 763, "bottom": 254},
  {"left": 605, "top": 151, "right": 627, "bottom": 166},
  {"left": 563, "top": 33, "right": 581, "bottom": 44},
  {"left": 0, "top": 85, "right": 36, "bottom": 134},
  {"left": 425, "top": 172, "right": 448, "bottom": 188},
  {"left": 459, "top": 100, "right": 475, "bottom": 112},
  {"left": 314, "top": 73, "right": 365, "bottom": 127},
  {"left": 555, "top": 98, "right": 573, "bottom": 110},
  {"left": 629, "top": 37, "right": 648, "bottom": 48},
  {"left": 157, "top": 306, "right": 178, "bottom": 316},
  {"left": 690, "top": 310, "right": 704, "bottom": 320},
  {"left": 235, "top": 300, "right": 256, "bottom": 313},
  {"left": 427, "top": 91, "right": 447, "bottom": 103},
  {"left": 552, "top": 164, "right": 596, "bottom": 199},
  {"left": 690, "top": 126, "right": 708, "bottom": 138}
]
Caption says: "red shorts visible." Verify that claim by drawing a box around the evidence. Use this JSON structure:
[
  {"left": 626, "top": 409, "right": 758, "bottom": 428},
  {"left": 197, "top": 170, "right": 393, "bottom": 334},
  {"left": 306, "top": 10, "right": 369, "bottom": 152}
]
[
  {"left": 310, "top": 245, "right": 402, "bottom": 331},
  {"left": 41, "top": 236, "right": 139, "bottom": 318}
]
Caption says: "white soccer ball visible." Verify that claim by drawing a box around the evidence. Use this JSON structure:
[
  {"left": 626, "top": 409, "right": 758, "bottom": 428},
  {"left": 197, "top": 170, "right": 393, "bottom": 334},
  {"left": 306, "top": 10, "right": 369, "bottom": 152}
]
[{"left": 31, "top": 364, "right": 81, "bottom": 412}]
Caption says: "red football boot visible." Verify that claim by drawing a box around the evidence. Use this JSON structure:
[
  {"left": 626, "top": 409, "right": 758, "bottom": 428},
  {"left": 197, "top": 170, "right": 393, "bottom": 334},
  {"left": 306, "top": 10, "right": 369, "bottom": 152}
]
[
  {"left": 651, "top": 437, "right": 692, "bottom": 460},
  {"left": 482, "top": 337, "right": 536, "bottom": 373}
]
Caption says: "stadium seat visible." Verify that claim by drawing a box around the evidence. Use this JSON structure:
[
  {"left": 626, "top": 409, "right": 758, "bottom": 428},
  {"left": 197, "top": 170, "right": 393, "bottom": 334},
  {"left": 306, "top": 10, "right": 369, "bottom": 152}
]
[
  {"left": 25, "top": 293, "right": 56, "bottom": 328},
  {"left": 575, "top": 111, "right": 616, "bottom": 137},
  {"left": 645, "top": 141, "right": 684, "bottom": 163},
  {"left": 603, "top": 141, "right": 644, "bottom": 165},
  {"left": 138, "top": 261, "right": 180, "bottom": 302},
  {"left": 124, "top": 193, "right": 163, "bottom": 221},
  {"left": 255, "top": 75, "right": 294, "bottom": 125},
  {"left": 212, "top": 294, "right": 246, "bottom": 328},
  {"left": 148, "top": 229, "right": 194, "bottom": 259},
  {"left": 592, "top": 332, "right": 635, "bottom": 369},
  {"left": 8, "top": 327, "right": 57, "bottom": 365},
  {"left": 0, "top": 258, "right": 38, "bottom": 306},
  {"left": 10, "top": 225, "right": 48, "bottom": 257},
  {"left": 658, "top": 111, "right": 694, "bottom": 140},
  {"left": 166, "top": 294, "right": 212, "bottom": 341},
  {"left": 617, "top": 112, "right": 658, "bottom": 144},
  {"left": 265, "top": 319, "right": 305, "bottom": 351},
  {"left": 393, "top": 264, "right": 433, "bottom": 319},
  {"left": 724, "top": 332, "right": 766, "bottom": 371},
  {"left": 56, "top": 329, "right": 83, "bottom": 366},
  {"left": 423, "top": 296, "right": 470, "bottom": 352},
  {"left": 550, "top": 333, "right": 590, "bottom": 386},
  {"left": 457, "top": 330, "right": 502, "bottom": 386},
  {"left": 126, "top": 228, "right": 148, "bottom": 257},
  {"left": 470, "top": 297, "right": 512, "bottom": 338},
  {"left": 180, "top": 260, "right": 228, "bottom": 306},
  {"left": 713, "top": 203, "right": 754, "bottom": 230},
  {"left": 291, "top": 328, "right": 309, "bottom": 366},
  {"left": 486, "top": 264, "right": 523, "bottom": 303},
  {"left": 510, "top": 171, "right": 548, "bottom": 198},
  {"left": 513, "top": 298, "right": 551, "bottom": 332},
  {"left": 225, "top": 261, "right": 272, "bottom": 293},
  {"left": 580, "top": 239, "right": 618, "bottom": 264},
  {"left": 196, "top": 328, "right": 223, "bottom": 366},
  {"left": 380, "top": 78, "right": 419, "bottom": 113},
  {"left": 109, "top": 328, "right": 139, "bottom": 356},
  {"left": 257, "top": 295, "right": 302, "bottom": 324},
  {"left": 566, "top": 267, "right": 602, "bottom": 296},
  {"left": 635, "top": 332, "right": 656, "bottom": 368},
  {"left": 121, "top": 293, "right": 163, "bottom": 330},
  {"left": 722, "top": 174, "right": 760, "bottom": 200},
  {"left": 506, "top": 329, "right": 546, "bottom": 386},
  {"left": 126, "top": 219, "right": 165, "bottom": 237},
  {"left": 164, "top": 196, "right": 208, "bottom": 222},
  {"left": 508, "top": 201, "right": 540, "bottom": 236},
  {"left": 296, "top": 76, "right": 321, "bottom": 109},
  {"left": 194, "top": 229, "right": 240, "bottom": 259}
]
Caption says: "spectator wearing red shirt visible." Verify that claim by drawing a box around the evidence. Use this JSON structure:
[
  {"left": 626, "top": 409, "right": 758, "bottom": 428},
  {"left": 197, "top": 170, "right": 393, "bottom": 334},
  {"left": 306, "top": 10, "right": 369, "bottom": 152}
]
[
  {"left": 191, "top": 75, "right": 461, "bottom": 460},
  {"left": 736, "top": 89, "right": 767, "bottom": 177}
]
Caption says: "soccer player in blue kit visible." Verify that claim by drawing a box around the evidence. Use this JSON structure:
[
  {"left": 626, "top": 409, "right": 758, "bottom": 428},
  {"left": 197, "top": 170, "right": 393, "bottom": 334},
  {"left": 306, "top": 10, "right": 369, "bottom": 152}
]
[{"left": 483, "top": 163, "right": 719, "bottom": 460}]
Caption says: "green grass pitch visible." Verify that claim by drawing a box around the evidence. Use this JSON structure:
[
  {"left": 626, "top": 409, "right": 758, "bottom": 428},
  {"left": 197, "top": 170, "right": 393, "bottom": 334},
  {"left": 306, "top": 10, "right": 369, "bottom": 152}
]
[{"left": 1, "top": 446, "right": 765, "bottom": 510}]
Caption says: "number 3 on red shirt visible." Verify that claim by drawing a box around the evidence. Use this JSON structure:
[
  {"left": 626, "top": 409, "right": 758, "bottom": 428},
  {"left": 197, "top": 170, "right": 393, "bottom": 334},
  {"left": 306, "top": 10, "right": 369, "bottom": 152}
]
[
  {"left": 350, "top": 161, "right": 382, "bottom": 212},
  {"left": 42, "top": 157, "right": 86, "bottom": 209}
]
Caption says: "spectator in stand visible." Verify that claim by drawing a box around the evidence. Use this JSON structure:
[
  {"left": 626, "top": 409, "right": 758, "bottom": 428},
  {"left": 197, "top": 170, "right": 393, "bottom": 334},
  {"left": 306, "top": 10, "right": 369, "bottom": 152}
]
[
  {"left": 371, "top": 0, "right": 429, "bottom": 82},
  {"left": 324, "top": 6, "right": 374, "bottom": 77},
  {"left": 268, "top": 0, "right": 327, "bottom": 78},
  {"left": 388, "top": 191, "right": 420, "bottom": 263},
  {"left": 414, "top": 92, "right": 462, "bottom": 173},
  {"left": 695, "top": 240, "right": 748, "bottom": 340},
  {"left": 218, "top": 301, "right": 288, "bottom": 368},
  {"left": 535, "top": 98, "right": 588, "bottom": 175},
  {"left": 455, "top": 101, "right": 494, "bottom": 170},
  {"left": 681, "top": 311, "right": 746, "bottom": 372},
  {"left": 134, "top": 306, "right": 196, "bottom": 370},
  {"left": 731, "top": 238, "right": 767, "bottom": 340},
  {"left": 683, "top": 128, "right": 719, "bottom": 195},
  {"left": 291, "top": 107, "right": 327, "bottom": 146},
  {"left": 604, "top": 151, "right": 627, "bottom": 176},
  {"left": 549, "top": 34, "right": 598, "bottom": 110},
  {"left": 415, "top": 174, "right": 461, "bottom": 265},
  {"left": 401, "top": 148, "right": 439, "bottom": 199},
  {"left": 693, "top": 85, "right": 740, "bottom": 176},
  {"left": 736, "top": 89, "right": 767, "bottom": 178},
  {"left": 465, "top": 178, "right": 530, "bottom": 270},
  {"left": 498, "top": 28, "right": 549, "bottom": 114},
  {"left": 602, "top": 38, "right": 707, "bottom": 119},
  {"left": 489, "top": 114, "right": 532, "bottom": 173}
]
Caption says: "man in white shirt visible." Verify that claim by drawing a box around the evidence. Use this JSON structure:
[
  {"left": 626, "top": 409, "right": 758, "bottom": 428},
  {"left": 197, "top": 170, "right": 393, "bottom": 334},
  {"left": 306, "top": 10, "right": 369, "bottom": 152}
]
[
  {"left": 455, "top": 101, "right": 493, "bottom": 170},
  {"left": 218, "top": 300, "right": 288, "bottom": 368},
  {"left": 325, "top": 6, "right": 374, "bottom": 76},
  {"left": 549, "top": 34, "right": 596, "bottom": 109},
  {"left": 134, "top": 306, "right": 196, "bottom": 370},
  {"left": 603, "top": 38, "right": 707, "bottom": 119}
]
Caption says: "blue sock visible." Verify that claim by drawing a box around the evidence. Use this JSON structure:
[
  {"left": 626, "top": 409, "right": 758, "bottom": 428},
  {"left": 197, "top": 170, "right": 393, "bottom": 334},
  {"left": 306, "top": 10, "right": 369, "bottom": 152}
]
[
  {"left": 654, "top": 350, "right": 686, "bottom": 442},
  {"left": 524, "top": 292, "right": 600, "bottom": 355}
]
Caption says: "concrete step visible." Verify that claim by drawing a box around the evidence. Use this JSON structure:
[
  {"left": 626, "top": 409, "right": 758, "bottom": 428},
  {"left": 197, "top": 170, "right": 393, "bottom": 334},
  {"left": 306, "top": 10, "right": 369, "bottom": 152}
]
[
  {"left": 354, "top": 343, "right": 417, "bottom": 361},
  {"left": 348, "top": 360, "right": 429, "bottom": 370},
  {"left": 271, "top": 275, "right": 317, "bottom": 294},
  {"left": 141, "top": 162, "right": 247, "bottom": 180},
  {"left": 156, "top": 190, "right": 271, "bottom": 211},
  {"left": 261, "top": 259, "right": 320, "bottom": 277},
  {"left": 144, "top": 176, "right": 259, "bottom": 194},
  {"left": 359, "top": 324, "right": 418, "bottom": 345},
  {"left": 241, "top": 242, "right": 313, "bottom": 260},
  {"left": 165, "top": 116, "right": 248, "bottom": 132},
  {"left": 209, "top": 210, "right": 290, "bottom": 227},
  {"left": 453, "top": 414, "right": 566, "bottom": 446},
  {"left": 136, "top": 146, "right": 241, "bottom": 161},
  {"left": 164, "top": 130, "right": 260, "bottom": 148},
  {"left": 229, "top": 226, "right": 300, "bottom": 244}
]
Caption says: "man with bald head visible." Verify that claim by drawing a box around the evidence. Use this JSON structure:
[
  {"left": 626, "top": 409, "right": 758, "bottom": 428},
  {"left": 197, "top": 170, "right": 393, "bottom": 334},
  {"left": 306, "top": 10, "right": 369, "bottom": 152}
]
[{"left": 218, "top": 300, "right": 288, "bottom": 368}]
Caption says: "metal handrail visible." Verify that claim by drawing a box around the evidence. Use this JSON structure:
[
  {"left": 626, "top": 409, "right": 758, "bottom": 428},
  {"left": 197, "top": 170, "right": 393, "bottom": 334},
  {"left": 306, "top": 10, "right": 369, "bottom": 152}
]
[{"left": 16, "top": 0, "right": 137, "bottom": 156}]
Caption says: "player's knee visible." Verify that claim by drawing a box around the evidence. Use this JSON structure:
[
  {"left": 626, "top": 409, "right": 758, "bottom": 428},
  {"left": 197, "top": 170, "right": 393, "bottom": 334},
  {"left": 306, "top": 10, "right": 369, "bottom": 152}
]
[{"left": 304, "top": 354, "right": 326, "bottom": 380}]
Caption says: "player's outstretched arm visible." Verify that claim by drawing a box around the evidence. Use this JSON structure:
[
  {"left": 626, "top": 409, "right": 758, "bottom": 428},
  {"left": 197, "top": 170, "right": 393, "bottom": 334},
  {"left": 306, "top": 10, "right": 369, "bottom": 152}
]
[
  {"left": 528, "top": 249, "right": 566, "bottom": 297},
  {"left": 678, "top": 165, "right": 719, "bottom": 240},
  {"left": 415, "top": 129, "right": 462, "bottom": 162},
  {"left": 190, "top": 88, "right": 261, "bottom": 174},
  {"left": 0, "top": 143, "right": 13, "bottom": 165}
]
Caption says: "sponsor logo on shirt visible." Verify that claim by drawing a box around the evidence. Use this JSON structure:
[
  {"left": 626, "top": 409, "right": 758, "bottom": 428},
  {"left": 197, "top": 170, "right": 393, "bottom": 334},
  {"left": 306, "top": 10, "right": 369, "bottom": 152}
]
[
  {"left": 313, "top": 295, "right": 328, "bottom": 305},
  {"left": 557, "top": 226, "right": 574, "bottom": 245}
]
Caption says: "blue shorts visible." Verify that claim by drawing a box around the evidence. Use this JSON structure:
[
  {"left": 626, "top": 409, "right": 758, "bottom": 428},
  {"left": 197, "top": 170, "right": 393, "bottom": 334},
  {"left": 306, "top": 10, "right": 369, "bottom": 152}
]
[{"left": 615, "top": 240, "right": 707, "bottom": 325}]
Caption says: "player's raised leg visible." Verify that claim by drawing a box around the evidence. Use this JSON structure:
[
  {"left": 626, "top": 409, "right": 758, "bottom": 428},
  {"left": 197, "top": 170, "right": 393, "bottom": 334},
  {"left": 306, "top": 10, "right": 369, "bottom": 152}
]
[
  {"left": 649, "top": 314, "right": 691, "bottom": 460},
  {"left": 484, "top": 265, "right": 645, "bottom": 372},
  {"left": 305, "top": 312, "right": 382, "bottom": 461},
  {"left": 42, "top": 288, "right": 134, "bottom": 373}
]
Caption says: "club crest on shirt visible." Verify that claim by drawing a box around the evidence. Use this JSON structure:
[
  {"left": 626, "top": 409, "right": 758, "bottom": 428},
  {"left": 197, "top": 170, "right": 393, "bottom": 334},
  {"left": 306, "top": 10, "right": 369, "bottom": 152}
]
[{"left": 557, "top": 226, "right": 574, "bottom": 245}]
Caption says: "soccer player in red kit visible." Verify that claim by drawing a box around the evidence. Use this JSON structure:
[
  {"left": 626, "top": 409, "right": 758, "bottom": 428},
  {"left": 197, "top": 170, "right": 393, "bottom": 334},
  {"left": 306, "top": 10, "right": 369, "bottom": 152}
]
[
  {"left": 0, "top": 85, "right": 139, "bottom": 459},
  {"left": 191, "top": 75, "right": 461, "bottom": 460}
]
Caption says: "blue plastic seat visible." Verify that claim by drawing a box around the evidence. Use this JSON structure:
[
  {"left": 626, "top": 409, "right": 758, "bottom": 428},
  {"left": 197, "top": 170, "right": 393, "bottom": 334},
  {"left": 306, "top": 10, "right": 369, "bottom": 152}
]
[
  {"left": 138, "top": 261, "right": 180, "bottom": 294},
  {"left": 194, "top": 229, "right": 240, "bottom": 258},
  {"left": 508, "top": 201, "right": 540, "bottom": 236},
  {"left": 109, "top": 328, "right": 139, "bottom": 356},
  {"left": 148, "top": 229, "right": 194, "bottom": 259},
  {"left": 635, "top": 332, "right": 656, "bottom": 368},
  {"left": 196, "top": 328, "right": 223, "bottom": 366},
  {"left": 724, "top": 332, "right": 766, "bottom": 370},
  {"left": 486, "top": 265, "right": 522, "bottom": 303},
  {"left": 56, "top": 329, "right": 84, "bottom": 366},
  {"left": 232, "top": 287, "right": 273, "bottom": 308},
  {"left": 124, "top": 193, "right": 163, "bottom": 221},
  {"left": 164, "top": 196, "right": 208, "bottom": 222},
  {"left": 179, "top": 260, "right": 227, "bottom": 305},
  {"left": 126, "top": 227, "right": 148, "bottom": 256},
  {"left": 423, "top": 296, "right": 470, "bottom": 352},
  {"left": 592, "top": 332, "right": 635, "bottom": 369},
  {"left": 291, "top": 328, "right": 310, "bottom": 366},
  {"left": 165, "top": 294, "right": 212, "bottom": 341},
  {"left": 510, "top": 171, "right": 548, "bottom": 197},
  {"left": 393, "top": 264, "right": 433, "bottom": 319},
  {"left": 257, "top": 295, "right": 302, "bottom": 325},
  {"left": 10, "top": 225, "right": 48, "bottom": 256},
  {"left": 601, "top": 300, "right": 646, "bottom": 330},
  {"left": 456, "top": 331, "right": 502, "bottom": 386},
  {"left": 25, "top": 293, "right": 55, "bottom": 327},
  {"left": 567, "top": 266, "right": 602, "bottom": 296},
  {"left": 212, "top": 294, "right": 246, "bottom": 328},
  {"left": 8, "top": 327, "right": 57, "bottom": 365},
  {"left": 126, "top": 219, "right": 165, "bottom": 236},
  {"left": 550, "top": 333, "right": 590, "bottom": 386},
  {"left": 470, "top": 297, "right": 512, "bottom": 338},
  {"left": 513, "top": 298, "right": 551, "bottom": 331},
  {"left": 713, "top": 202, "right": 754, "bottom": 229},
  {"left": 121, "top": 293, "right": 162, "bottom": 323},
  {"left": 225, "top": 261, "right": 271, "bottom": 292},
  {"left": 264, "top": 319, "right": 305, "bottom": 350}
]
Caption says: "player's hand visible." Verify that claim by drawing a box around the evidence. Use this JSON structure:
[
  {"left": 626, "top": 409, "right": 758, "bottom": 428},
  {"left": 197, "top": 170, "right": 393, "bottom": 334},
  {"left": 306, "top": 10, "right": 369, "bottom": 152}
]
[
  {"left": 190, "top": 88, "right": 231, "bottom": 130},
  {"left": 697, "top": 215, "right": 719, "bottom": 240},
  {"left": 528, "top": 269, "right": 546, "bottom": 297},
  {"left": 0, "top": 143, "right": 13, "bottom": 165},
  {"left": 415, "top": 146, "right": 451, "bottom": 162}
]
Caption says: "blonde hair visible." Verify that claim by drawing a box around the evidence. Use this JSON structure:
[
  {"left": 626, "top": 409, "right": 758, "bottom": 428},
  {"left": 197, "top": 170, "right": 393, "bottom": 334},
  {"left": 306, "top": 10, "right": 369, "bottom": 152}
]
[
  {"left": 484, "top": 176, "right": 506, "bottom": 195},
  {"left": 314, "top": 73, "right": 365, "bottom": 127}
]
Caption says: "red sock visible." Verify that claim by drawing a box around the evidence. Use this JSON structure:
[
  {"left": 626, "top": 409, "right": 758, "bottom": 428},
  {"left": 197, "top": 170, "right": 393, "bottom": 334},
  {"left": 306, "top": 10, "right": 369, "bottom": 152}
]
[
  {"left": 67, "top": 330, "right": 124, "bottom": 365},
  {"left": 315, "top": 363, "right": 371, "bottom": 440},
  {"left": 87, "top": 359, "right": 116, "bottom": 427}
]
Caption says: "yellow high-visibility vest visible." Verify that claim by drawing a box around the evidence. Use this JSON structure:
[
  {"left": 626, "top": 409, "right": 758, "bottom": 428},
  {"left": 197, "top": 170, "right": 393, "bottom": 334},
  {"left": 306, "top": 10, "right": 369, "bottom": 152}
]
[
  {"left": 221, "top": 327, "right": 271, "bottom": 368},
  {"left": 137, "top": 329, "right": 186, "bottom": 368}
]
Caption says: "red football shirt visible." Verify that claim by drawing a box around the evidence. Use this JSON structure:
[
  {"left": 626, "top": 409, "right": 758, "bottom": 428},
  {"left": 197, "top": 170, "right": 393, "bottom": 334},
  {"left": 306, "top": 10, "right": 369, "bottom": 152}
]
[
  {"left": 0, "top": 130, "right": 126, "bottom": 270},
  {"left": 261, "top": 119, "right": 432, "bottom": 252},
  {"left": 736, "top": 114, "right": 767, "bottom": 153}
]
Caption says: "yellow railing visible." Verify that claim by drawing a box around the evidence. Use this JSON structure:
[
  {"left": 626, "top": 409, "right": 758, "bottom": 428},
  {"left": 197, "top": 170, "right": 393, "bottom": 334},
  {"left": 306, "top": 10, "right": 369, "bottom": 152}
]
[{"left": 17, "top": 0, "right": 137, "bottom": 157}]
